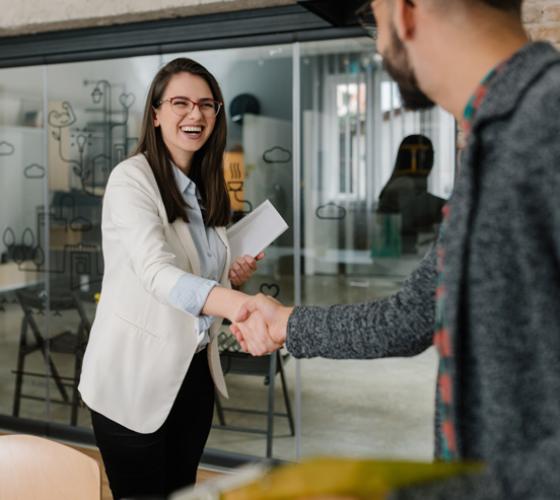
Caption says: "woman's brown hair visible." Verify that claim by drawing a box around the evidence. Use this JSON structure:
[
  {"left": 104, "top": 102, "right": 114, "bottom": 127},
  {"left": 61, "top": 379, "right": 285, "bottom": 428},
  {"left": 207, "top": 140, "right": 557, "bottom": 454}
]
[{"left": 133, "top": 58, "right": 231, "bottom": 227}]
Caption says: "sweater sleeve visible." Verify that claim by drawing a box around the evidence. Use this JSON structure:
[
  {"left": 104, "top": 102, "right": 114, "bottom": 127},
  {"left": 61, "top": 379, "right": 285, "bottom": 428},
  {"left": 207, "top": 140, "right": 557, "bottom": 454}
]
[{"left": 285, "top": 244, "right": 437, "bottom": 359}]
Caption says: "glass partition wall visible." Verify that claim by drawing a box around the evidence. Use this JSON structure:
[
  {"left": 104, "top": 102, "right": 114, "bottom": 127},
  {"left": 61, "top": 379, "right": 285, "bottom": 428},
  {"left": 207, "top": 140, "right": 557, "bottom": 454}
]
[
  {"left": 0, "top": 66, "right": 47, "bottom": 422},
  {"left": 0, "top": 36, "right": 455, "bottom": 464},
  {"left": 298, "top": 39, "right": 454, "bottom": 461}
]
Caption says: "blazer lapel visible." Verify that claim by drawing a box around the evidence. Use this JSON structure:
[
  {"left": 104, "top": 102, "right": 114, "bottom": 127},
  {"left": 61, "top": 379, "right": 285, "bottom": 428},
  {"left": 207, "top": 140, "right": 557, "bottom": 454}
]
[
  {"left": 215, "top": 226, "right": 231, "bottom": 286},
  {"left": 139, "top": 155, "right": 202, "bottom": 276},
  {"left": 171, "top": 220, "right": 201, "bottom": 276}
]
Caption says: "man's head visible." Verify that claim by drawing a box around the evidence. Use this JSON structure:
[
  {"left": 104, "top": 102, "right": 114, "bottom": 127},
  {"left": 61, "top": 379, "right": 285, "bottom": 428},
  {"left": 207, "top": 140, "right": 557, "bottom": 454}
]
[
  {"left": 364, "top": 0, "right": 526, "bottom": 113},
  {"left": 381, "top": 16, "right": 435, "bottom": 110}
]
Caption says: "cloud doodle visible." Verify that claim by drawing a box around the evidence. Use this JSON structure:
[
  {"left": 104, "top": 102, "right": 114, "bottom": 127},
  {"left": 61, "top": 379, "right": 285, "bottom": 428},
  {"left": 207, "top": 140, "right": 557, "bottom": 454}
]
[
  {"left": 0, "top": 141, "right": 15, "bottom": 156},
  {"left": 24, "top": 164, "right": 46, "bottom": 179},
  {"left": 263, "top": 146, "right": 292, "bottom": 164},
  {"left": 315, "top": 202, "right": 347, "bottom": 220}
]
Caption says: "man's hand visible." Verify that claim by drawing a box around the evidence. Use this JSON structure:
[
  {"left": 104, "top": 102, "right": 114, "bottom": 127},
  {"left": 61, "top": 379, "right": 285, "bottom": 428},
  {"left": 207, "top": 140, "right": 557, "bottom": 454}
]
[{"left": 230, "top": 293, "right": 293, "bottom": 356}]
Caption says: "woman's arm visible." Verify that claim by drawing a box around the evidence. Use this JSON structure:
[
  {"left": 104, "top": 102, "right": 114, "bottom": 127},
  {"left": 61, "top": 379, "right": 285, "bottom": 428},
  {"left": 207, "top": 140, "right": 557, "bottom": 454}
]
[{"left": 202, "top": 286, "right": 253, "bottom": 322}]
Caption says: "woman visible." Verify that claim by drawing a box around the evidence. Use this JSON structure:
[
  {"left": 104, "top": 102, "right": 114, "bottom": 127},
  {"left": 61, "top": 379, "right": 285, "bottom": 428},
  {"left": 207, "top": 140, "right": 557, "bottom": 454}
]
[
  {"left": 377, "top": 134, "right": 444, "bottom": 253},
  {"left": 78, "top": 58, "right": 264, "bottom": 499}
]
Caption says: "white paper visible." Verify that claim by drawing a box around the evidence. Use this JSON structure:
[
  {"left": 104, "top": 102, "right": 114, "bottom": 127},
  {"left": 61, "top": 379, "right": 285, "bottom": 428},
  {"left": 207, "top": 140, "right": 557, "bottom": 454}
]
[{"left": 226, "top": 200, "right": 289, "bottom": 261}]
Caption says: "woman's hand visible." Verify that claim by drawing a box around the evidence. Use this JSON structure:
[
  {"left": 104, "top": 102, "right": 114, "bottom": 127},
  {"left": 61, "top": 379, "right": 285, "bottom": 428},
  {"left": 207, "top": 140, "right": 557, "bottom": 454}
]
[{"left": 228, "top": 252, "right": 264, "bottom": 288}]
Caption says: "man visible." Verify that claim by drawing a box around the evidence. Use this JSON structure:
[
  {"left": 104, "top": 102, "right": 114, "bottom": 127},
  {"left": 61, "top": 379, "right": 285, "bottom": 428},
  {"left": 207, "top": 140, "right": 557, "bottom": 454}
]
[{"left": 233, "top": 0, "right": 560, "bottom": 498}]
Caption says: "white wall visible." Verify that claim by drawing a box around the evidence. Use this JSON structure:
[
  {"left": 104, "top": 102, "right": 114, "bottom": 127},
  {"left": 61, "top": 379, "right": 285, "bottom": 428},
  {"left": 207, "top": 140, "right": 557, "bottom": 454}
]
[{"left": 0, "top": 0, "right": 296, "bottom": 36}]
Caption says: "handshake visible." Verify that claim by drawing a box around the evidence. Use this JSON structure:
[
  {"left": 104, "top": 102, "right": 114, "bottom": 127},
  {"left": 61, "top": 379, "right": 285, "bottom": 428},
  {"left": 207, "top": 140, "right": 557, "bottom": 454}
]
[{"left": 229, "top": 294, "right": 294, "bottom": 356}]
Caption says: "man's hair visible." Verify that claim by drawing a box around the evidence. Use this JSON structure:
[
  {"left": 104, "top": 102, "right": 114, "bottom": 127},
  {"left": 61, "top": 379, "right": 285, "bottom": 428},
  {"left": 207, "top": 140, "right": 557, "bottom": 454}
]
[
  {"left": 360, "top": 0, "right": 524, "bottom": 16},
  {"left": 482, "top": 0, "right": 523, "bottom": 14},
  {"left": 424, "top": 0, "right": 524, "bottom": 17}
]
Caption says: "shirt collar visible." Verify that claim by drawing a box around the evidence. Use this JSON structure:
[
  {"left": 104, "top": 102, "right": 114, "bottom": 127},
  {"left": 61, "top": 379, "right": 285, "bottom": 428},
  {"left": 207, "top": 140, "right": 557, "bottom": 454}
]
[
  {"left": 172, "top": 164, "right": 197, "bottom": 196},
  {"left": 461, "top": 61, "right": 507, "bottom": 138}
]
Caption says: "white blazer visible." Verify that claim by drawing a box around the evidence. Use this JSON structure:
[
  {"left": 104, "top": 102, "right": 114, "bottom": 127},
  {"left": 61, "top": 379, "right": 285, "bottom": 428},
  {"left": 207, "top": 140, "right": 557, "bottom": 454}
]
[{"left": 78, "top": 154, "right": 230, "bottom": 434}]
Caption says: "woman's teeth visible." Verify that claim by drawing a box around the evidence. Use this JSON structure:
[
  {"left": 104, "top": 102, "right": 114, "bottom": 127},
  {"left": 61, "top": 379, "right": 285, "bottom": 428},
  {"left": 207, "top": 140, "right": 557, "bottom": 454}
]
[
  {"left": 180, "top": 126, "right": 204, "bottom": 140},
  {"left": 181, "top": 126, "right": 202, "bottom": 133}
]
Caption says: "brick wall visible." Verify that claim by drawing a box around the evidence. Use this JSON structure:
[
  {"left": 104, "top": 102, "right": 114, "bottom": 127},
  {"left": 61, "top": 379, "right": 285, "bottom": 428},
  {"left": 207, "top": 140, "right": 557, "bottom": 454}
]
[{"left": 524, "top": 0, "right": 560, "bottom": 48}]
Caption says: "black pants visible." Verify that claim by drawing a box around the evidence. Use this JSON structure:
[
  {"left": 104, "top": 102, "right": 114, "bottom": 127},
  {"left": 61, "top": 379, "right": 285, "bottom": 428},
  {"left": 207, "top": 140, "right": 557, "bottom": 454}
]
[{"left": 90, "top": 349, "right": 215, "bottom": 500}]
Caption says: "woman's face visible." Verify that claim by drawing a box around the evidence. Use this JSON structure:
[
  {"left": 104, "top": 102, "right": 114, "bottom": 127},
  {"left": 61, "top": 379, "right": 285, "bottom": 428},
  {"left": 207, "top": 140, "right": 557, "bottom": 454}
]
[{"left": 154, "top": 71, "right": 218, "bottom": 169}]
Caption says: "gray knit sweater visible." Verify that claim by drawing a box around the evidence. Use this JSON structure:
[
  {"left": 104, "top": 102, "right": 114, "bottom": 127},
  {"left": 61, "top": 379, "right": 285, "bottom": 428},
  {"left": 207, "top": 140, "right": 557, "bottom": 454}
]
[{"left": 286, "top": 42, "right": 560, "bottom": 499}]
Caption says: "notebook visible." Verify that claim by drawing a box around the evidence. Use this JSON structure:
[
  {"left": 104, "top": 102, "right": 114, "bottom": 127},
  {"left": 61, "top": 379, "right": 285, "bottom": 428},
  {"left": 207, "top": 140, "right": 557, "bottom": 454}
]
[{"left": 226, "top": 200, "right": 288, "bottom": 260}]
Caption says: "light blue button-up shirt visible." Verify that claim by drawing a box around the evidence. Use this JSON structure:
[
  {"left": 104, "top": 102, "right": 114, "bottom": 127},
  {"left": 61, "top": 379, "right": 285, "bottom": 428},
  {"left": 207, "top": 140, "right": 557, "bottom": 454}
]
[{"left": 168, "top": 166, "right": 227, "bottom": 351}]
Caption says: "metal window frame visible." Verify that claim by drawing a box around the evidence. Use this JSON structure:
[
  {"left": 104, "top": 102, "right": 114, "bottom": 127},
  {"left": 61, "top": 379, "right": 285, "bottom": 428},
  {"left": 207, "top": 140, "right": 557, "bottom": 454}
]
[{"left": 0, "top": 5, "right": 363, "bottom": 68}]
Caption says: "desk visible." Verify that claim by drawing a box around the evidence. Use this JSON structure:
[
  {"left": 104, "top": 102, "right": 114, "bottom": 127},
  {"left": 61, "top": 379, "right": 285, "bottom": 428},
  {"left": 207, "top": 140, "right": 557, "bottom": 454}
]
[{"left": 0, "top": 262, "right": 42, "bottom": 294}]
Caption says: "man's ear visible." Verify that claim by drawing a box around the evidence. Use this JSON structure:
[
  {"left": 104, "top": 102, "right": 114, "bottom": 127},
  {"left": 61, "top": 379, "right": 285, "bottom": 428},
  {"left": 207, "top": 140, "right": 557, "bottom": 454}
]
[{"left": 393, "top": 0, "right": 417, "bottom": 41}]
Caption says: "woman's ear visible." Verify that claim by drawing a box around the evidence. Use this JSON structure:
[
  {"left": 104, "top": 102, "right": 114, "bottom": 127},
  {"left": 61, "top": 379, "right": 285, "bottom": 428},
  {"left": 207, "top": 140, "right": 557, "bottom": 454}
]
[
  {"left": 152, "top": 107, "right": 160, "bottom": 127},
  {"left": 393, "top": 0, "right": 417, "bottom": 41}
]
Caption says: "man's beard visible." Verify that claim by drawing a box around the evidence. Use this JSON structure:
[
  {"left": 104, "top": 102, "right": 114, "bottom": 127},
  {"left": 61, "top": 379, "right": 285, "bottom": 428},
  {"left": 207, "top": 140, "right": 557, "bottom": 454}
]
[{"left": 381, "top": 25, "right": 435, "bottom": 111}]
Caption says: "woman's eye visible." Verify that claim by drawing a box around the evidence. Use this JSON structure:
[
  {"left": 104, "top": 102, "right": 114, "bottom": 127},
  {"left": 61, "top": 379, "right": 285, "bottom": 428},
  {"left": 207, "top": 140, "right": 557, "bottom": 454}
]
[{"left": 173, "top": 100, "right": 189, "bottom": 108}]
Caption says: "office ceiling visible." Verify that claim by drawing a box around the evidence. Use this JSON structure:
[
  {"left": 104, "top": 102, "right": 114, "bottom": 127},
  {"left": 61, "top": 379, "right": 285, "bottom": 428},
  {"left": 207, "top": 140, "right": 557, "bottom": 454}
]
[{"left": 297, "top": 0, "right": 368, "bottom": 27}]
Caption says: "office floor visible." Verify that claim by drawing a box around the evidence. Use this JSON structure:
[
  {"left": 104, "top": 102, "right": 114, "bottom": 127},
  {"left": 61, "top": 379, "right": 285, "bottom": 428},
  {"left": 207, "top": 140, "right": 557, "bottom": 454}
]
[
  {"left": 206, "top": 347, "right": 437, "bottom": 461},
  {"left": 0, "top": 270, "right": 437, "bottom": 465}
]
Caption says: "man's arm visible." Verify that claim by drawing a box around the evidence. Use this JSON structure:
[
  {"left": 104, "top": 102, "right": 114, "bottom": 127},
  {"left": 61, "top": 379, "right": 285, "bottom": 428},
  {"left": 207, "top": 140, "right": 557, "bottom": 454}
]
[
  {"left": 286, "top": 244, "right": 437, "bottom": 359},
  {"left": 233, "top": 244, "right": 437, "bottom": 358}
]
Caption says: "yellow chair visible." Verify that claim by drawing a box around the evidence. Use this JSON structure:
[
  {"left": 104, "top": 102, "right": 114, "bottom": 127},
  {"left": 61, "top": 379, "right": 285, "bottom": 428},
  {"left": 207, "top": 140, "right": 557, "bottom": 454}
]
[{"left": 0, "top": 434, "right": 101, "bottom": 500}]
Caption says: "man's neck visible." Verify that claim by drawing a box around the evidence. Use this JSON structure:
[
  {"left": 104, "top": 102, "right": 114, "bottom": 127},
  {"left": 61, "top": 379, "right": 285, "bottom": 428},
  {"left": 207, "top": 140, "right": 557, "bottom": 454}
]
[{"left": 428, "top": 23, "right": 529, "bottom": 121}]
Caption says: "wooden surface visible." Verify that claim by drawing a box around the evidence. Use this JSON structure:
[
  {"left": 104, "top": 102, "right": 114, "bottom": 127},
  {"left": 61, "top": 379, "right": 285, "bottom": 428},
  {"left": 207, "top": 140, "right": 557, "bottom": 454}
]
[
  {"left": 0, "top": 434, "right": 101, "bottom": 500},
  {"left": 1, "top": 433, "right": 222, "bottom": 500}
]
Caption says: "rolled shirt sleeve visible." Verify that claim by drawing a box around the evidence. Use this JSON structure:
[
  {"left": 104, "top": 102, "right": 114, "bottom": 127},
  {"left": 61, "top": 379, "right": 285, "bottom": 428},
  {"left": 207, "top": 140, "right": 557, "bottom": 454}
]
[{"left": 169, "top": 273, "right": 219, "bottom": 334}]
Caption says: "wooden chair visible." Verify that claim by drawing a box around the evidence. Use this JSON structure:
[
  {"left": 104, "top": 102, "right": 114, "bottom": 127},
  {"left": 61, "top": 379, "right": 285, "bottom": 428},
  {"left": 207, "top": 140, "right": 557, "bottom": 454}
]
[{"left": 0, "top": 434, "right": 101, "bottom": 500}]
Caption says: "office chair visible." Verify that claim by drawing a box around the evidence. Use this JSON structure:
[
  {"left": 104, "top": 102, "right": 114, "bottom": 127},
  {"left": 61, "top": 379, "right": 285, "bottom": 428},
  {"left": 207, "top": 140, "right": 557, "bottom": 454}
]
[
  {"left": 12, "top": 286, "right": 91, "bottom": 426},
  {"left": 214, "top": 329, "right": 295, "bottom": 458}
]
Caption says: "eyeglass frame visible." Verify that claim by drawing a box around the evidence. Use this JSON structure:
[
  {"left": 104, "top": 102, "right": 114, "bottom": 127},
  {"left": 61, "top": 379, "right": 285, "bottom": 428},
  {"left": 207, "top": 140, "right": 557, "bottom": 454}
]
[
  {"left": 157, "top": 95, "right": 223, "bottom": 118},
  {"left": 356, "top": 1, "right": 378, "bottom": 40}
]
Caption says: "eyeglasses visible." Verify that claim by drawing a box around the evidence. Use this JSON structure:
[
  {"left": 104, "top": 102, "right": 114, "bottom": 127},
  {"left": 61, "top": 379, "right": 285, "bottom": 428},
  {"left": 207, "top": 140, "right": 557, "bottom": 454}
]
[
  {"left": 158, "top": 96, "right": 223, "bottom": 118},
  {"left": 356, "top": 1, "right": 378, "bottom": 40}
]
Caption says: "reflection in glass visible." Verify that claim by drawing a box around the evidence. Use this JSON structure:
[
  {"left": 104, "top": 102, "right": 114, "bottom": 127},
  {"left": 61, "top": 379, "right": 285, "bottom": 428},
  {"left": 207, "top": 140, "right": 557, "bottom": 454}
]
[{"left": 377, "top": 134, "right": 445, "bottom": 255}]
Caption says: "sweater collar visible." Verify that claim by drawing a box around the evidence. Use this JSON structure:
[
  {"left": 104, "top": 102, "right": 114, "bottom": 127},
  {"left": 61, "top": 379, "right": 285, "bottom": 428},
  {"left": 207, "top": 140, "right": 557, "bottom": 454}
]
[{"left": 470, "top": 42, "right": 560, "bottom": 133}]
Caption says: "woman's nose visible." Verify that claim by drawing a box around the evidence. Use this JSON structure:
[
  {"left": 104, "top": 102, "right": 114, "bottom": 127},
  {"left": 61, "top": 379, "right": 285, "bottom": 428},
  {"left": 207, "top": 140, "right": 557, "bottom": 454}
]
[{"left": 186, "top": 104, "right": 203, "bottom": 119}]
